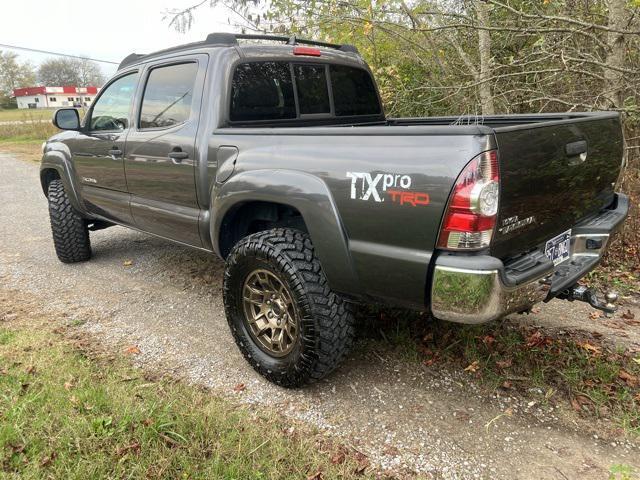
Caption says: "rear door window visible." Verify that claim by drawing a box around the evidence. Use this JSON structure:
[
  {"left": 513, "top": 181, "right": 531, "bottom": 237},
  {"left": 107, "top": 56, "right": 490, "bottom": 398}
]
[
  {"left": 139, "top": 62, "right": 198, "bottom": 129},
  {"left": 230, "top": 62, "right": 296, "bottom": 122},
  {"left": 293, "top": 64, "right": 330, "bottom": 115},
  {"left": 330, "top": 65, "right": 381, "bottom": 116}
]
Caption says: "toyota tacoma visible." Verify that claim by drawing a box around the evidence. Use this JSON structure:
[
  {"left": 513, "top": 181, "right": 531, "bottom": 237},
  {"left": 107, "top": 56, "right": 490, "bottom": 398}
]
[{"left": 40, "top": 33, "right": 629, "bottom": 387}]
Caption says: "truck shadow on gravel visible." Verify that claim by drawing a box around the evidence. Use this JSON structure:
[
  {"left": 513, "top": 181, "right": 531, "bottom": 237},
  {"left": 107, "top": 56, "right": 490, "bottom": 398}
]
[{"left": 91, "top": 229, "right": 640, "bottom": 438}]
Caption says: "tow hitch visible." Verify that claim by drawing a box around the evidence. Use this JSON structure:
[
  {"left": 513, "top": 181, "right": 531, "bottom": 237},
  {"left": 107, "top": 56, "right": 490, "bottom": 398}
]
[{"left": 558, "top": 285, "right": 618, "bottom": 314}]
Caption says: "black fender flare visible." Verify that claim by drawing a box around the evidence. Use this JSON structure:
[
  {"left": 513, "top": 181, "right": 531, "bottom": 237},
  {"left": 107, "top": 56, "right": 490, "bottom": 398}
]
[
  {"left": 212, "top": 169, "right": 360, "bottom": 296},
  {"left": 40, "top": 144, "right": 86, "bottom": 214}
]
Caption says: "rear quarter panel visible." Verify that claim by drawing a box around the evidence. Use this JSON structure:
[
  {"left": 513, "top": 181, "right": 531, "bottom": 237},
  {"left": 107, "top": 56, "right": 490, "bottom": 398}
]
[{"left": 210, "top": 127, "right": 493, "bottom": 308}]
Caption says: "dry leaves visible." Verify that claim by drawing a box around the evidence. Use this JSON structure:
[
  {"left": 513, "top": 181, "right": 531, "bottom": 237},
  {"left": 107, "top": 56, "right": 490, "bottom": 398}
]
[
  {"left": 621, "top": 309, "right": 635, "bottom": 320},
  {"left": 464, "top": 360, "right": 480, "bottom": 373},
  {"left": 496, "top": 358, "right": 513, "bottom": 369},
  {"left": 116, "top": 441, "right": 141, "bottom": 457},
  {"left": 578, "top": 341, "right": 602, "bottom": 356},
  {"left": 123, "top": 260, "right": 133, "bottom": 267},
  {"left": 525, "top": 330, "right": 551, "bottom": 348},
  {"left": 618, "top": 369, "right": 638, "bottom": 387},
  {"left": 124, "top": 345, "right": 141, "bottom": 355},
  {"left": 233, "top": 383, "right": 246, "bottom": 393}
]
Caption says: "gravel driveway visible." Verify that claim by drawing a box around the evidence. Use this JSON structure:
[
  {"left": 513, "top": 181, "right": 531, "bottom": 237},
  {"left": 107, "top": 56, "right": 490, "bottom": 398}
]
[{"left": 1, "top": 153, "right": 638, "bottom": 479}]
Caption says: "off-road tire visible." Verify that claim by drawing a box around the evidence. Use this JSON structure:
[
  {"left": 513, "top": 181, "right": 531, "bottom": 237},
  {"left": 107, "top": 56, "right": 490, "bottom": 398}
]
[
  {"left": 223, "top": 228, "right": 355, "bottom": 387},
  {"left": 47, "top": 179, "right": 91, "bottom": 263}
]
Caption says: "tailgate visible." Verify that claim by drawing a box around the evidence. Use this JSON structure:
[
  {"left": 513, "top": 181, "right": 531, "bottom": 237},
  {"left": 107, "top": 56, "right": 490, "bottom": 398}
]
[{"left": 491, "top": 113, "right": 624, "bottom": 259}]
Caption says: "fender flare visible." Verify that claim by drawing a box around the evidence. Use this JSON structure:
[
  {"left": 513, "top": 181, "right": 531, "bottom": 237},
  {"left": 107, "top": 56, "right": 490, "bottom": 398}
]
[
  {"left": 40, "top": 146, "right": 85, "bottom": 214},
  {"left": 212, "top": 169, "right": 360, "bottom": 296}
]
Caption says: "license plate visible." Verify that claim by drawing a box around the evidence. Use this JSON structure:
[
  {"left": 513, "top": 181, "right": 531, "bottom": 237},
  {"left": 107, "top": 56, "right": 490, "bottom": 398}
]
[{"left": 544, "top": 229, "right": 571, "bottom": 265}]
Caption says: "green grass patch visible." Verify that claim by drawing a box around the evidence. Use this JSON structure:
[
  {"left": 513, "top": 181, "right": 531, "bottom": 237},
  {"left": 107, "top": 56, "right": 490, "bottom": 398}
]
[
  {"left": 0, "top": 108, "right": 55, "bottom": 122},
  {"left": 361, "top": 307, "right": 640, "bottom": 436},
  {"left": 0, "top": 320, "right": 371, "bottom": 479}
]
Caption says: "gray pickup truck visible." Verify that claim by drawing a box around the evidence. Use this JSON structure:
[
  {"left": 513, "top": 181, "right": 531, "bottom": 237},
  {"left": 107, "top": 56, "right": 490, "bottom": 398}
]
[{"left": 41, "top": 33, "right": 629, "bottom": 387}]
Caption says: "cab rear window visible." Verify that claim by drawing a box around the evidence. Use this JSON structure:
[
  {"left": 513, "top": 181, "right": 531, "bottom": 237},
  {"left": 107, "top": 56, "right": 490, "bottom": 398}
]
[{"left": 230, "top": 61, "right": 381, "bottom": 123}]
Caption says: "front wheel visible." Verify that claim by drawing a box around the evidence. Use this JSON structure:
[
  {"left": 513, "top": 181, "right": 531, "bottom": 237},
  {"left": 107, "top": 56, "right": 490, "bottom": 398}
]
[
  {"left": 47, "top": 179, "right": 91, "bottom": 263},
  {"left": 223, "top": 228, "right": 355, "bottom": 387}
]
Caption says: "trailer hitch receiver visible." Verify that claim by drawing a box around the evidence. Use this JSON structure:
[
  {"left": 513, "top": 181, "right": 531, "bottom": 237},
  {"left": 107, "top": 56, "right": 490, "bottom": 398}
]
[{"left": 559, "top": 285, "right": 618, "bottom": 314}]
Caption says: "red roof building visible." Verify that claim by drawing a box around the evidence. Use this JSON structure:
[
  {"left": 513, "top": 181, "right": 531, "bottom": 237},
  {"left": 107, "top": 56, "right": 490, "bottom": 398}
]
[{"left": 12, "top": 86, "right": 100, "bottom": 109}]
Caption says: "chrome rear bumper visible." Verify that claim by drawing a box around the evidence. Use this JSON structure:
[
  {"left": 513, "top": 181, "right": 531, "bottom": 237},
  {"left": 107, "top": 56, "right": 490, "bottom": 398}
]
[
  {"left": 430, "top": 193, "right": 629, "bottom": 324},
  {"left": 431, "top": 264, "right": 550, "bottom": 324}
]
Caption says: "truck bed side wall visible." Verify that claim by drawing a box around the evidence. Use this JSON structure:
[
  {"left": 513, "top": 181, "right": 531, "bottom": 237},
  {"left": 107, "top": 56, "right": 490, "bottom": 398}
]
[{"left": 209, "top": 128, "right": 494, "bottom": 308}]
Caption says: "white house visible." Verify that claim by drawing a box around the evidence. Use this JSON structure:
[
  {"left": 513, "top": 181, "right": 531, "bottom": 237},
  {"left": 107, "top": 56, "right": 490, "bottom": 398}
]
[{"left": 13, "top": 86, "right": 100, "bottom": 109}]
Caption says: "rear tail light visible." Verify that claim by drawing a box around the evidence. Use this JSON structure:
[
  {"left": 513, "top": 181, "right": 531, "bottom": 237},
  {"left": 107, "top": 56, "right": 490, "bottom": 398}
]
[{"left": 437, "top": 150, "right": 500, "bottom": 250}]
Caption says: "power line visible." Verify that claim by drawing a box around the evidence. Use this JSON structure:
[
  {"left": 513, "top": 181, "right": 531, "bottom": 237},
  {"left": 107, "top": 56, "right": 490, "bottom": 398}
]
[{"left": 0, "top": 43, "right": 119, "bottom": 65}]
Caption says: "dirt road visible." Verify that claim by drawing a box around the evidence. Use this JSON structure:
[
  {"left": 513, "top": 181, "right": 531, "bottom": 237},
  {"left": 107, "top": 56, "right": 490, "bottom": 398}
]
[{"left": 1, "top": 153, "right": 638, "bottom": 479}]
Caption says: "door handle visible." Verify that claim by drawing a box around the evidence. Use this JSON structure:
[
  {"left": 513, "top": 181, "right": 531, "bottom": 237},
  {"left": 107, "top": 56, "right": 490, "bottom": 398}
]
[
  {"left": 108, "top": 148, "right": 123, "bottom": 156},
  {"left": 565, "top": 140, "right": 587, "bottom": 165},
  {"left": 168, "top": 148, "right": 189, "bottom": 162}
]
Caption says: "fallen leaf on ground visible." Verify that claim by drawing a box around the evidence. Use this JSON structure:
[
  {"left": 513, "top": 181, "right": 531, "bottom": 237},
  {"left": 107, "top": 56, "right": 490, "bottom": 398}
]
[
  {"left": 464, "top": 360, "right": 480, "bottom": 373},
  {"left": 496, "top": 358, "right": 513, "bottom": 369},
  {"left": 124, "top": 345, "right": 141, "bottom": 355},
  {"left": 383, "top": 445, "right": 400, "bottom": 456},
  {"left": 618, "top": 369, "right": 638, "bottom": 387},
  {"left": 502, "top": 380, "right": 513, "bottom": 389},
  {"left": 621, "top": 309, "right": 635, "bottom": 320},
  {"left": 589, "top": 311, "right": 602, "bottom": 320},
  {"left": 571, "top": 398, "right": 581, "bottom": 412},
  {"left": 481, "top": 335, "right": 495, "bottom": 346},
  {"left": 525, "top": 330, "right": 551, "bottom": 348},
  {"left": 330, "top": 452, "right": 345, "bottom": 465},
  {"left": 116, "top": 441, "right": 141, "bottom": 457},
  {"left": 63, "top": 381, "right": 74, "bottom": 390},
  {"left": 123, "top": 260, "right": 133, "bottom": 266},
  {"left": 25, "top": 365, "right": 36, "bottom": 374},
  {"left": 353, "top": 451, "right": 369, "bottom": 475},
  {"left": 578, "top": 342, "right": 601, "bottom": 356},
  {"left": 307, "top": 472, "right": 323, "bottom": 480},
  {"left": 233, "top": 383, "right": 246, "bottom": 393},
  {"left": 633, "top": 357, "right": 640, "bottom": 366},
  {"left": 40, "top": 452, "right": 56, "bottom": 467}
]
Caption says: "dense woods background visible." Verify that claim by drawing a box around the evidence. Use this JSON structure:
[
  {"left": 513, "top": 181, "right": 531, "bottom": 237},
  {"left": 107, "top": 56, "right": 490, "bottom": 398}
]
[{"left": 172, "top": 0, "right": 639, "bottom": 272}]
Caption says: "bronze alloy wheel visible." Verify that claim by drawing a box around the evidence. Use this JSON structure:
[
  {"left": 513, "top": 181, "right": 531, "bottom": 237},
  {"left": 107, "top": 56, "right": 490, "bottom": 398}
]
[{"left": 242, "top": 268, "right": 298, "bottom": 357}]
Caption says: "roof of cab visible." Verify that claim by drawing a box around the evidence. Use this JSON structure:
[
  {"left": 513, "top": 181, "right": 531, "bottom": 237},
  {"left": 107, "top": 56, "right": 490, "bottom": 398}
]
[{"left": 118, "top": 32, "right": 360, "bottom": 71}]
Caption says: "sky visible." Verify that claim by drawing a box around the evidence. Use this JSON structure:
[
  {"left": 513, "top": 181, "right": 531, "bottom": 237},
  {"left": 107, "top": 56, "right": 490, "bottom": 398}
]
[{"left": 1, "top": 0, "right": 240, "bottom": 82}]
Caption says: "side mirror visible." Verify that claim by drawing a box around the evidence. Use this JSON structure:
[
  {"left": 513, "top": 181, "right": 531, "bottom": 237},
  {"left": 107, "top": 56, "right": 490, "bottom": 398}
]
[{"left": 53, "top": 108, "right": 80, "bottom": 130}]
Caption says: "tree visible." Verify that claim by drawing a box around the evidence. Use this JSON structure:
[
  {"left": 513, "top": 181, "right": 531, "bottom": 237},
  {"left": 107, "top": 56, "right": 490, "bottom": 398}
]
[
  {"left": 38, "top": 57, "right": 104, "bottom": 87},
  {"left": 0, "top": 50, "right": 36, "bottom": 97}
]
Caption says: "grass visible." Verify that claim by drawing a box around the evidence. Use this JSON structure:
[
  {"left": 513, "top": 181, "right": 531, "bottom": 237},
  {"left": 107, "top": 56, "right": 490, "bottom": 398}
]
[
  {"left": 361, "top": 307, "right": 640, "bottom": 436},
  {"left": 0, "top": 308, "right": 371, "bottom": 479},
  {"left": 0, "top": 108, "right": 55, "bottom": 122},
  {"left": 0, "top": 109, "right": 59, "bottom": 161}
]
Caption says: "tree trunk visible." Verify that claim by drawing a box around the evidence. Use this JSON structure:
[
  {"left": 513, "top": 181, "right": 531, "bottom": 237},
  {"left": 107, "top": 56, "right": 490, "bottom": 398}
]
[
  {"left": 475, "top": 0, "right": 495, "bottom": 115},
  {"left": 602, "top": 0, "right": 626, "bottom": 109}
]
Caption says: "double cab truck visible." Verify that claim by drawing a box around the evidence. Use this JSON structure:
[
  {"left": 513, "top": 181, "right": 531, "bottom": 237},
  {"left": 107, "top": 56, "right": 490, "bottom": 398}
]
[{"left": 41, "top": 33, "right": 629, "bottom": 387}]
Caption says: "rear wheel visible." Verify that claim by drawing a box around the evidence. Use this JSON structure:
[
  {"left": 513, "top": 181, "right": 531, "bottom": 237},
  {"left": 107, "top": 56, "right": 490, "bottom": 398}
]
[
  {"left": 47, "top": 179, "right": 91, "bottom": 263},
  {"left": 223, "top": 228, "right": 355, "bottom": 387}
]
